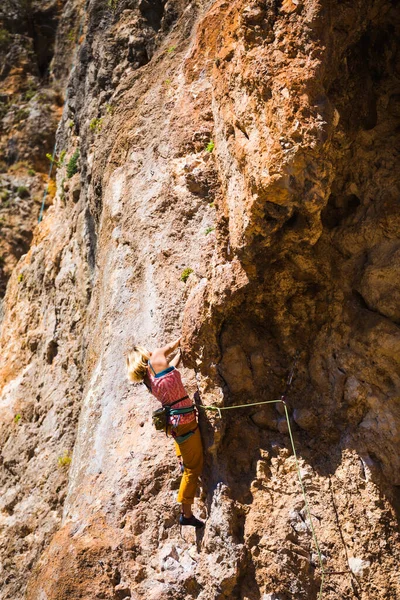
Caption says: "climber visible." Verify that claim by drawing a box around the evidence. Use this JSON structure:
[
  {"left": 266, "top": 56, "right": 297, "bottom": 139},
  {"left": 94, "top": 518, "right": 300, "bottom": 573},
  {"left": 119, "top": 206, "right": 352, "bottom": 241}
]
[{"left": 125, "top": 337, "right": 204, "bottom": 529}]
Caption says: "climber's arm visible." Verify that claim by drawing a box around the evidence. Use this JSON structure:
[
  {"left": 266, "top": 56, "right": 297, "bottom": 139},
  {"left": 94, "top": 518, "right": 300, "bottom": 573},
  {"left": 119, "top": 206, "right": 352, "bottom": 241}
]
[
  {"left": 159, "top": 337, "right": 181, "bottom": 358},
  {"left": 169, "top": 348, "right": 182, "bottom": 368},
  {"left": 150, "top": 337, "right": 181, "bottom": 369}
]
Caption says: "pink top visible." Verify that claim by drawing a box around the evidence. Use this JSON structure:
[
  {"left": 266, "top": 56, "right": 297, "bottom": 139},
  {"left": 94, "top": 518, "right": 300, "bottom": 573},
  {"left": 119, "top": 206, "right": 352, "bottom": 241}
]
[{"left": 148, "top": 366, "right": 196, "bottom": 427}]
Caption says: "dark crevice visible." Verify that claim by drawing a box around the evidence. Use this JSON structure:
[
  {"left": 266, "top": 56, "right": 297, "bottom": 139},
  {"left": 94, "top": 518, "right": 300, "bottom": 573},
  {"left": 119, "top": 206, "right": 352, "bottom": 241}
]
[
  {"left": 85, "top": 208, "right": 97, "bottom": 274},
  {"left": 139, "top": 0, "right": 165, "bottom": 32},
  {"left": 285, "top": 211, "right": 308, "bottom": 232},
  {"left": 321, "top": 193, "right": 361, "bottom": 229},
  {"left": 46, "top": 340, "right": 58, "bottom": 365}
]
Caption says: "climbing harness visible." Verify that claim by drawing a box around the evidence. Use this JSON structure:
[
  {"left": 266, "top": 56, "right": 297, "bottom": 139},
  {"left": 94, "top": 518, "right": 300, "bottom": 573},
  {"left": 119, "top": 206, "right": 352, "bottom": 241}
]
[
  {"left": 171, "top": 424, "right": 199, "bottom": 445},
  {"left": 151, "top": 395, "right": 194, "bottom": 434},
  {"left": 194, "top": 352, "right": 327, "bottom": 599}
]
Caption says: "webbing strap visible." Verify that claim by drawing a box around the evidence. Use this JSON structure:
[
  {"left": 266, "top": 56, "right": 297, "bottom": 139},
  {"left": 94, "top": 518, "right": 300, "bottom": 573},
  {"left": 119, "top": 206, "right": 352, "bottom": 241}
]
[
  {"left": 174, "top": 427, "right": 198, "bottom": 445},
  {"left": 170, "top": 405, "right": 195, "bottom": 416},
  {"left": 168, "top": 395, "right": 189, "bottom": 408}
]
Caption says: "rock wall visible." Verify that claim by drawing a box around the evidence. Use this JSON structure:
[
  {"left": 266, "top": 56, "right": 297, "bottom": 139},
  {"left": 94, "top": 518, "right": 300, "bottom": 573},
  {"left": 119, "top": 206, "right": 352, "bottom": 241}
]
[
  {"left": 0, "top": 0, "right": 83, "bottom": 297},
  {"left": 0, "top": 1, "right": 399, "bottom": 599}
]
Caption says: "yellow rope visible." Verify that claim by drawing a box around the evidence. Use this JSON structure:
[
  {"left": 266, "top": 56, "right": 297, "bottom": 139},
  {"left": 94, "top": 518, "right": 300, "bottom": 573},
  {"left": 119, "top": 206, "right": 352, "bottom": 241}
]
[{"left": 198, "top": 398, "right": 326, "bottom": 598}]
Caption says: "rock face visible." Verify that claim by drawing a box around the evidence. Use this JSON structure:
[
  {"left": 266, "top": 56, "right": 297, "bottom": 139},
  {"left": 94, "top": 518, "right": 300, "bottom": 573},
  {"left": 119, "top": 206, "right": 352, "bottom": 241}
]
[
  {"left": 0, "top": 0, "right": 81, "bottom": 297},
  {"left": 0, "top": 1, "right": 400, "bottom": 599}
]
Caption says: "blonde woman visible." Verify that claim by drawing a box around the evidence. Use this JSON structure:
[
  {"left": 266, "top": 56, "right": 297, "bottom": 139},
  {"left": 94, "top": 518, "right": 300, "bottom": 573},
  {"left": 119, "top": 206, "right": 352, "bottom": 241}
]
[{"left": 126, "top": 337, "right": 204, "bottom": 528}]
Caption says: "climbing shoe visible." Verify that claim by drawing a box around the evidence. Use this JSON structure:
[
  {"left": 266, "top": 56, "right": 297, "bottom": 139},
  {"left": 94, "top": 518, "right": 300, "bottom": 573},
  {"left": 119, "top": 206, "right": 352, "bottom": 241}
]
[{"left": 179, "top": 514, "right": 205, "bottom": 529}]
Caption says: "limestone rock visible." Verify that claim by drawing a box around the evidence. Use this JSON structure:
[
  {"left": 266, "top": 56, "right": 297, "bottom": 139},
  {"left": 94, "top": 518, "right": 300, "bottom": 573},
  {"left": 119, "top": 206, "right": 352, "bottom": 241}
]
[
  {"left": 0, "top": 1, "right": 399, "bottom": 600},
  {"left": 348, "top": 556, "right": 371, "bottom": 577},
  {"left": 358, "top": 242, "right": 400, "bottom": 323}
]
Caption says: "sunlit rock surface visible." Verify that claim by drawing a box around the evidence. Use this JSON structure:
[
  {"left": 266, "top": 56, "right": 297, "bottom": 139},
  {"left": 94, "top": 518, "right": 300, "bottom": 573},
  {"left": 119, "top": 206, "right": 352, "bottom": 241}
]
[{"left": 0, "top": 1, "right": 399, "bottom": 599}]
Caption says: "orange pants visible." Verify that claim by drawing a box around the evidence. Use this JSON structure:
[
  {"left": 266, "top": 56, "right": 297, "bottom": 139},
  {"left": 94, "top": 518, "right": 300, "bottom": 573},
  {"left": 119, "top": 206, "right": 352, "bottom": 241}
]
[{"left": 170, "top": 421, "right": 203, "bottom": 504}]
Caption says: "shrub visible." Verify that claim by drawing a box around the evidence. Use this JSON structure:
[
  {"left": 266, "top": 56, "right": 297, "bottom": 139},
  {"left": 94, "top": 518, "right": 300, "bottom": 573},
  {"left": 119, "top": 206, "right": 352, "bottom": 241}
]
[
  {"left": 59, "top": 149, "right": 66, "bottom": 164},
  {"left": 24, "top": 89, "right": 36, "bottom": 101},
  {"left": 27, "top": 168, "right": 35, "bottom": 176},
  {"left": 205, "top": 226, "right": 215, "bottom": 235},
  {"left": 0, "top": 29, "right": 11, "bottom": 49},
  {"left": 66, "top": 149, "right": 80, "bottom": 178},
  {"left": 206, "top": 140, "right": 215, "bottom": 153},
  {"left": 89, "top": 117, "right": 103, "bottom": 132},
  {"left": 16, "top": 186, "right": 29, "bottom": 198},
  {"left": 46, "top": 153, "right": 60, "bottom": 167},
  {"left": 14, "top": 108, "right": 29, "bottom": 123},
  {"left": 180, "top": 267, "right": 193, "bottom": 283},
  {"left": 167, "top": 46, "right": 176, "bottom": 54},
  {"left": 0, "top": 100, "right": 10, "bottom": 119},
  {"left": 57, "top": 452, "right": 72, "bottom": 467}
]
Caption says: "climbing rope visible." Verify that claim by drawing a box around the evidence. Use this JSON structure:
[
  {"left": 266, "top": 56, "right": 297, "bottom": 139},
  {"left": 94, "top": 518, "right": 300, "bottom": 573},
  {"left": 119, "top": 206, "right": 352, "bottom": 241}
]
[
  {"left": 195, "top": 354, "right": 326, "bottom": 599},
  {"left": 38, "top": 9, "right": 86, "bottom": 223}
]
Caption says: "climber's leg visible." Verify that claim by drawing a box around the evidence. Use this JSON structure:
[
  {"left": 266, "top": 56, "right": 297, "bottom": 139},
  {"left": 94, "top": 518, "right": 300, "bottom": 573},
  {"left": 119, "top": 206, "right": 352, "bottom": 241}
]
[
  {"left": 176, "top": 426, "right": 203, "bottom": 511},
  {"left": 168, "top": 421, "right": 204, "bottom": 528},
  {"left": 173, "top": 438, "right": 184, "bottom": 473}
]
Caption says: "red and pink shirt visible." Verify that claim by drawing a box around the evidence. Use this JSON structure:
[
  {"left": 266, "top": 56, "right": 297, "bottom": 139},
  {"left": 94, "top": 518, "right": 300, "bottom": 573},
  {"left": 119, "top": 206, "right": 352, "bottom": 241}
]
[{"left": 147, "top": 365, "right": 195, "bottom": 427}]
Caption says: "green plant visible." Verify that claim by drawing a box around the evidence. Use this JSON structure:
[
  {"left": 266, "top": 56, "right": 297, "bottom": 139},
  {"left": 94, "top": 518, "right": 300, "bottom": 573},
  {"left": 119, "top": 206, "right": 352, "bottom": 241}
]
[
  {"left": 164, "top": 78, "right": 171, "bottom": 86},
  {"left": 206, "top": 140, "right": 215, "bottom": 153},
  {"left": 180, "top": 267, "right": 193, "bottom": 283},
  {"left": 167, "top": 46, "right": 176, "bottom": 54},
  {"left": 0, "top": 189, "right": 10, "bottom": 201},
  {"left": 89, "top": 117, "right": 103, "bottom": 132},
  {"left": 14, "top": 413, "right": 21, "bottom": 424},
  {"left": 105, "top": 104, "right": 114, "bottom": 115},
  {"left": 0, "top": 29, "right": 11, "bottom": 49},
  {"left": 57, "top": 452, "right": 72, "bottom": 467},
  {"left": 46, "top": 153, "right": 60, "bottom": 167},
  {"left": 208, "top": 202, "right": 215, "bottom": 208},
  {"left": 59, "top": 149, "right": 66, "bottom": 164},
  {"left": 67, "top": 30, "right": 76, "bottom": 42},
  {"left": 16, "top": 186, "right": 29, "bottom": 198},
  {"left": 66, "top": 149, "right": 80, "bottom": 179},
  {"left": 107, "top": 0, "right": 119, "bottom": 10},
  {"left": 27, "top": 168, "right": 35, "bottom": 176},
  {"left": 24, "top": 89, "right": 36, "bottom": 101},
  {"left": 205, "top": 226, "right": 215, "bottom": 235},
  {"left": 17, "top": 273, "right": 23, "bottom": 282},
  {"left": 14, "top": 108, "right": 29, "bottom": 123},
  {"left": 68, "top": 120, "right": 74, "bottom": 129},
  {"left": 0, "top": 100, "right": 10, "bottom": 119}
]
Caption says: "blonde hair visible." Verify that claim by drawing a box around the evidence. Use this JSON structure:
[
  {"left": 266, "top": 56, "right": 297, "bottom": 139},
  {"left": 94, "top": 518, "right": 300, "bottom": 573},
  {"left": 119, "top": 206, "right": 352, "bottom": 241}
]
[{"left": 126, "top": 345, "right": 151, "bottom": 382}]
